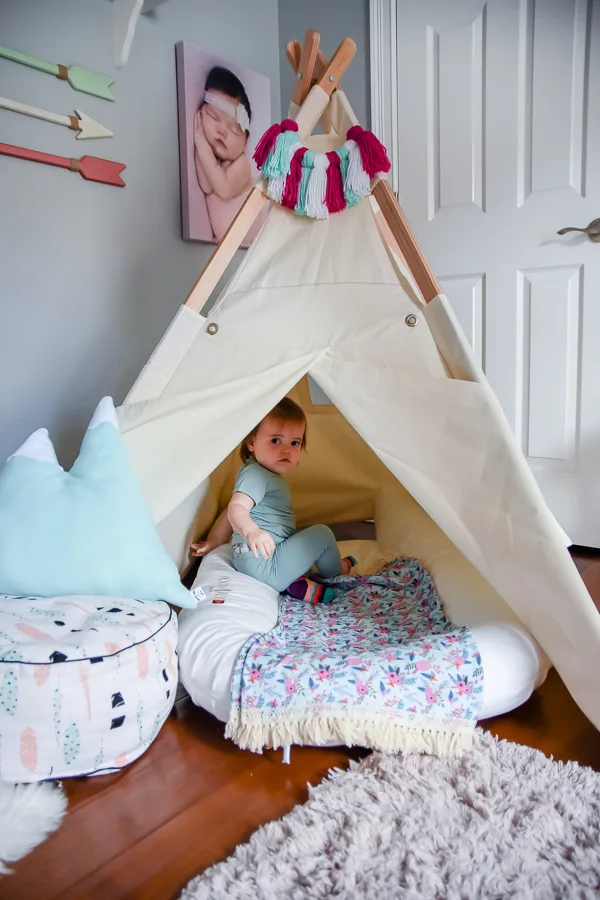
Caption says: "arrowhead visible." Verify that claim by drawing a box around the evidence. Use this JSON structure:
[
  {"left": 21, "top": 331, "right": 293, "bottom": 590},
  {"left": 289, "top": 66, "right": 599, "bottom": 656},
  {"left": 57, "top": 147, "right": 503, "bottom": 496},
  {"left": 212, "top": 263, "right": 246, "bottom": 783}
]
[
  {"left": 67, "top": 66, "right": 116, "bottom": 101},
  {"left": 74, "top": 109, "right": 114, "bottom": 140}
]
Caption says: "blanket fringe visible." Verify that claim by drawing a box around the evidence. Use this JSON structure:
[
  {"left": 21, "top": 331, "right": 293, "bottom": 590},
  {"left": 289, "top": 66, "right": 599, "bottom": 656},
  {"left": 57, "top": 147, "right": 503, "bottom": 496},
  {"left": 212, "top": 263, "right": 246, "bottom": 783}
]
[{"left": 225, "top": 709, "right": 473, "bottom": 757}]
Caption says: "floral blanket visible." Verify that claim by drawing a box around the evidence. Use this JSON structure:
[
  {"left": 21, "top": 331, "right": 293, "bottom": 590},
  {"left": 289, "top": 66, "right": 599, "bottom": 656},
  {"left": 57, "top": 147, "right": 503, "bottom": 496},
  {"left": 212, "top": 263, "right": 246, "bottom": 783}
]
[{"left": 226, "top": 558, "right": 484, "bottom": 755}]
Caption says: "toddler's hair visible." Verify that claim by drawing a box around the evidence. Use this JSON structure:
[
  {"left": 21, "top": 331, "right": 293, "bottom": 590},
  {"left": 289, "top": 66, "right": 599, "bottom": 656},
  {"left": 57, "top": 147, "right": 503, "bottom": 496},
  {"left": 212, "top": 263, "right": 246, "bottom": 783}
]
[
  {"left": 205, "top": 65, "right": 252, "bottom": 132},
  {"left": 240, "top": 398, "right": 307, "bottom": 462}
]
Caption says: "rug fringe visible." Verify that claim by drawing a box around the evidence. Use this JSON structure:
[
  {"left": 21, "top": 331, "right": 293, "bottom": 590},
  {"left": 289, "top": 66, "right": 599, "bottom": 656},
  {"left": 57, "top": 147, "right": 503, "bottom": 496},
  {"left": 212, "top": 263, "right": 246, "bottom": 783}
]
[{"left": 225, "top": 708, "right": 473, "bottom": 756}]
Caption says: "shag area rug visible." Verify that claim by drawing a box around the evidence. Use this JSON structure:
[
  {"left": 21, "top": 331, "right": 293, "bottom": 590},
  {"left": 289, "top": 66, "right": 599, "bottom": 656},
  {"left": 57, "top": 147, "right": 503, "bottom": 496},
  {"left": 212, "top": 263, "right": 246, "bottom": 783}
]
[
  {"left": 0, "top": 780, "right": 67, "bottom": 874},
  {"left": 181, "top": 730, "right": 600, "bottom": 899}
]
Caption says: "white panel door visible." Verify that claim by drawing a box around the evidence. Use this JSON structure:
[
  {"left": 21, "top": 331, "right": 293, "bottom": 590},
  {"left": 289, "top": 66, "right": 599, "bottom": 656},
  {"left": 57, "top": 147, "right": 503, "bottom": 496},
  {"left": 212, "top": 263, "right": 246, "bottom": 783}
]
[{"left": 383, "top": 0, "right": 600, "bottom": 546}]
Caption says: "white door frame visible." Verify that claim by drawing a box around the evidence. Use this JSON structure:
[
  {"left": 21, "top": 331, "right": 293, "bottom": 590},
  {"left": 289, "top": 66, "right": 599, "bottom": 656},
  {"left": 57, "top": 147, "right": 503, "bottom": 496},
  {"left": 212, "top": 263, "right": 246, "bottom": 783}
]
[{"left": 369, "top": 0, "right": 400, "bottom": 193}]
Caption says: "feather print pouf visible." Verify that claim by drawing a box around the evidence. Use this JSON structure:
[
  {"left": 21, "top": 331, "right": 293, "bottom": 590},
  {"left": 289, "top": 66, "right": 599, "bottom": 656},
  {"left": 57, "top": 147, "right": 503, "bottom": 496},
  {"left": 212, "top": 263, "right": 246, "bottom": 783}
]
[{"left": 0, "top": 594, "right": 177, "bottom": 782}]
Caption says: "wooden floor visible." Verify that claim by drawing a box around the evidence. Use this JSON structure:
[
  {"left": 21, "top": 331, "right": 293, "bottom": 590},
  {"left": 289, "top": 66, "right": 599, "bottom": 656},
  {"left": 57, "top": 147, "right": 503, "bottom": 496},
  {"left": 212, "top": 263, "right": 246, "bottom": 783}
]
[{"left": 4, "top": 549, "right": 600, "bottom": 900}]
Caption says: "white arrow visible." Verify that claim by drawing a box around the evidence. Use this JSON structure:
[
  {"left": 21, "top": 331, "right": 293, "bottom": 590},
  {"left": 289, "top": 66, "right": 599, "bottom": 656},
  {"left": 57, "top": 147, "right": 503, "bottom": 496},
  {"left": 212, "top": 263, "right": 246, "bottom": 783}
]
[{"left": 0, "top": 96, "right": 113, "bottom": 139}]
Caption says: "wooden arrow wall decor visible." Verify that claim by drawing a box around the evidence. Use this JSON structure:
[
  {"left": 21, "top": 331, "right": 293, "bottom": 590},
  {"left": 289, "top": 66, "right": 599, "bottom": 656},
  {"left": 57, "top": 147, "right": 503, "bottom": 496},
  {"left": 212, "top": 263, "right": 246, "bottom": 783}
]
[
  {"left": 0, "top": 45, "right": 116, "bottom": 101},
  {"left": 0, "top": 142, "right": 126, "bottom": 187},
  {"left": 0, "top": 96, "right": 113, "bottom": 139}
]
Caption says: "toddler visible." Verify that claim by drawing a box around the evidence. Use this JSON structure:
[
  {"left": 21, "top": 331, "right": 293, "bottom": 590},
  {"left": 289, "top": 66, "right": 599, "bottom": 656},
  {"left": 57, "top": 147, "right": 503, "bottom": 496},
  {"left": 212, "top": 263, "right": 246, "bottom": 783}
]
[{"left": 191, "top": 398, "right": 355, "bottom": 603}]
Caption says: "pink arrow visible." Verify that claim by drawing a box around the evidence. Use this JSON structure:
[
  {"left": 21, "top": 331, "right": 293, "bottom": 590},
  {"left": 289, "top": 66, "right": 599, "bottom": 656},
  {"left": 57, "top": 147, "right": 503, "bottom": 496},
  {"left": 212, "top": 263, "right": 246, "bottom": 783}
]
[{"left": 0, "top": 142, "right": 126, "bottom": 187}]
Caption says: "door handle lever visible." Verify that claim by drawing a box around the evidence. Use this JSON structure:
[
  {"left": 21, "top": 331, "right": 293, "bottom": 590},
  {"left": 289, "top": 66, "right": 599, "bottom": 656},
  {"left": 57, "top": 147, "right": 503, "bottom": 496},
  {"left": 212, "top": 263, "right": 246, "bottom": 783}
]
[{"left": 557, "top": 218, "right": 600, "bottom": 242}]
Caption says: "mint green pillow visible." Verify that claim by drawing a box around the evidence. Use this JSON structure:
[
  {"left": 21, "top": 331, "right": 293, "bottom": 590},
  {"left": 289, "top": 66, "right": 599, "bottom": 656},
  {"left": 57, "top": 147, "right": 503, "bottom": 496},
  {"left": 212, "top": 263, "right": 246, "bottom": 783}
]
[{"left": 0, "top": 398, "right": 195, "bottom": 609}]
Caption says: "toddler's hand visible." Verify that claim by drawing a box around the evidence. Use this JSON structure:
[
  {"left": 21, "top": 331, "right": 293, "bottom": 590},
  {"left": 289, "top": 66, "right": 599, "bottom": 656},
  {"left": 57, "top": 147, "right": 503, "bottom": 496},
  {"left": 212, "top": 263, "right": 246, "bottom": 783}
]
[
  {"left": 190, "top": 541, "right": 211, "bottom": 557},
  {"left": 246, "top": 529, "right": 275, "bottom": 560}
]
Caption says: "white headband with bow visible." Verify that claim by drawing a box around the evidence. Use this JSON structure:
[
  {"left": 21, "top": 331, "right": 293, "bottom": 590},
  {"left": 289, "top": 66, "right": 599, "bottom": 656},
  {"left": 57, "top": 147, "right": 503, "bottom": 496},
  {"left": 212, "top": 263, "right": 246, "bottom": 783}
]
[{"left": 204, "top": 91, "right": 250, "bottom": 133}]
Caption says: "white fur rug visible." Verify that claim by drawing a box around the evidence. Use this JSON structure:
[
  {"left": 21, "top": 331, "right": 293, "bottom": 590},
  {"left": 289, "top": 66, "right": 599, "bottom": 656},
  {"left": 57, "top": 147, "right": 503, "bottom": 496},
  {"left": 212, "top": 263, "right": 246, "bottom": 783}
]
[
  {"left": 0, "top": 781, "right": 67, "bottom": 874},
  {"left": 181, "top": 731, "right": 600, "bottom": 899}
]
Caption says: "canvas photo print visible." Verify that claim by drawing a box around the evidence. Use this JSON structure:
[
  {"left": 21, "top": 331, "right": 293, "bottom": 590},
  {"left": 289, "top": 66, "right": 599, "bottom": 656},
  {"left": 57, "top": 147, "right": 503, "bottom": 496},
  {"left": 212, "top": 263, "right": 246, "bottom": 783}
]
[{"left": 176, "top": 41, "right": 271, "bottom": 246}]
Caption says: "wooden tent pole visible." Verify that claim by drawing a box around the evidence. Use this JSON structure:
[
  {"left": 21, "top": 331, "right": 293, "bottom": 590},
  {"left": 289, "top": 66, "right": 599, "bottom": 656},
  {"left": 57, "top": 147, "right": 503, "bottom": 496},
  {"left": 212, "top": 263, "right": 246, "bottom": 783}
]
[
  {"left": 285, "top": 40, "right": 301, "bottom": 73},
  {"left": 287, "top": 40, "right": 337, "bottom": 93},
  {"left": 291, "top": 30, "right": 321, "bottom": 106},
  {"left": 315, "top": 38, "right": 356, "bottom": 92},
  {"left": 294, "top": 37, "right": 356, "bottom": 139},
  {"left": 184, "top": 187, "right": 268, "bottom": 313},
  {"left": 373, "top": 180, "right": 441, "bottom": 304}
]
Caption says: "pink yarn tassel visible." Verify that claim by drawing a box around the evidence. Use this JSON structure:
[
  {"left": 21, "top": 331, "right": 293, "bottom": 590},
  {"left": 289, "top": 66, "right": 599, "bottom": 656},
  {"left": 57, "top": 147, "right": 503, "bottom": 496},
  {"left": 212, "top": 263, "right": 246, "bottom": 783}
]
[
  {"left": 346, "top": 126, "right": 391, "bottom": 178},
  {"left": 253, "top": 119, "right": 299, "bottom": 169},
  {"left": 325, "top": 151, "right": 345, "bottom": 213},
  {"left": 282, "top": 147, "right": 307, "bottom": 209}
]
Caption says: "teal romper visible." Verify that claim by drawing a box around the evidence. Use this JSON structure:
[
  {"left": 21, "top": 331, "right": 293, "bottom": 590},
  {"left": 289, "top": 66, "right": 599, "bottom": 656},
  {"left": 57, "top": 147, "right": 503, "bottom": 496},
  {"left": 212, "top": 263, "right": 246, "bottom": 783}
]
[{"left": 231, "top": 460, "right": 343, "bottom": 593}]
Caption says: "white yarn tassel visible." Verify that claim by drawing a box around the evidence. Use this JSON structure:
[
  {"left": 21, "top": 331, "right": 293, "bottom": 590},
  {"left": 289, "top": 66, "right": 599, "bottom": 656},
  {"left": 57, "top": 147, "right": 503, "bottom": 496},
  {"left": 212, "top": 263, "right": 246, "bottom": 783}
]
[
  {"left": 266, "top": 175, "right": 286, "bottom": 203},
  {"left": 346, "top": 139, "right": 371, "bottom": 200},
  {"left": 306, "top": 154, "right": 329, "bottom": 219},
  {"left": 267, "top": 140, "right": 302, "bottom": 203}
]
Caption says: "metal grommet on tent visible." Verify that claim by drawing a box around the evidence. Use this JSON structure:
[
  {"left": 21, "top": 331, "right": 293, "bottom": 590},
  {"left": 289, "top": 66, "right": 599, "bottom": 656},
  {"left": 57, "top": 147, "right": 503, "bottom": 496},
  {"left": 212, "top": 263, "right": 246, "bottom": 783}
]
[
  {"left": 405, "top": 314, "right": 418, "bottom": 327},
  {"left": 206, "top": 323, "right": 218, "bottom": 335}
]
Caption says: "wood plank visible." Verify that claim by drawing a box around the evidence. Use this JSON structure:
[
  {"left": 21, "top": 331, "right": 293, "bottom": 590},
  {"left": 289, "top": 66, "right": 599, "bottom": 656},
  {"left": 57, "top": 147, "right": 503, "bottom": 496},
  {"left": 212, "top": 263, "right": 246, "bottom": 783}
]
[
  {"left": 291, "top": 30, "right": 321, "bottom": 106},
  {"left": 483, "top": 667, "right": 600, "bottom": 770},
  {"left": 287, "top": 41, "right": 336, "bottom": 94},
  {"left": 286, "top": 40, "right": 301, "bottom": 73},
  {"left": 60, "top": 745, "right": 359, "bottom": 900},
  {"left": 184, "top": 186, "right": 269, "bottom": 314},
  {"left": 316, "top": 38, "right": 356, "bottom": 94},
  {"left": 2, "top": 705, "right": 362, "bottom": 900},
  {"left": 373, "top": 179, "right": 441, "bottom": 304}
]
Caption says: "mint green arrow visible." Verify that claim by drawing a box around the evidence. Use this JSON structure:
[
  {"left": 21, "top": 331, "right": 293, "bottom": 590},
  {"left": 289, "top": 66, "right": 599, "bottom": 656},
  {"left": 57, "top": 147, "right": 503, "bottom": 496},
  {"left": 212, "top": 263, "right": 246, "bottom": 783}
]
[{"left": 0, "top": 45, "right": 115, "bottom": 101}]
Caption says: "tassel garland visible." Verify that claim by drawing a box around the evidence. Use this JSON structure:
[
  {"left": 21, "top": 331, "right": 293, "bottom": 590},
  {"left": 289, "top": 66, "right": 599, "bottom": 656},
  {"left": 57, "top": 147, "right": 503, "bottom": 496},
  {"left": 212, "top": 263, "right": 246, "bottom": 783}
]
[{"left": 253, "top": 121, "right": 391, "bottom": 219}]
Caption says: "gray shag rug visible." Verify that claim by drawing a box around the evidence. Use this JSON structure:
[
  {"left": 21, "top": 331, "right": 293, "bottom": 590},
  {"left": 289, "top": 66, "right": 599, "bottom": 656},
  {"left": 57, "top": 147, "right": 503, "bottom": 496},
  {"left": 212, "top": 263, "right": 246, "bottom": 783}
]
[{"left": 181, "top": 730, "right": 600, "bottom": 899}]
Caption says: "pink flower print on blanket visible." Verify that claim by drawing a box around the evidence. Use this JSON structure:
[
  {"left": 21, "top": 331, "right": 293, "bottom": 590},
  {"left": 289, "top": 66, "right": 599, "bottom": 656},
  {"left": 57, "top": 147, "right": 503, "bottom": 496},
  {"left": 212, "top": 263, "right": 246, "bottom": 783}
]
[
  {"left": 229, "top": 558, "right": 484, "bottom": 746},
  {"left": 351, "top": 678, "right": 369, "bottom": 696}
]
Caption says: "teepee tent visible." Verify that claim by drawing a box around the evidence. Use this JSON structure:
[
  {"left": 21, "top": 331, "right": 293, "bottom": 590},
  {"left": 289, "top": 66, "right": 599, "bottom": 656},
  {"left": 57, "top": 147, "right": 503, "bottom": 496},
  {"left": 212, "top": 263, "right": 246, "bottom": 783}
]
[{"left": 117, "top": 33, "right": 600, "bottom": 733}]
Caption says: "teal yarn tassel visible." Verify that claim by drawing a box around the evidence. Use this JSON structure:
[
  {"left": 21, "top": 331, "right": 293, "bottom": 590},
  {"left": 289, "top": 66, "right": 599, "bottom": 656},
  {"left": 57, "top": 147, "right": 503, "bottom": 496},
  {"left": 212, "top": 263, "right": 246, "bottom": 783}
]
[
  {"left": 338, "top": 144, "right": 360, "bottom": 207},
  {"left": 295, "top": 150, "right": 315, "bottom": 216},
  {"left": 337, "top": 145, "right": 350, "bottom": 184},
  {"left": 262, "top": 130, "right": 300, "bottom": 180}
]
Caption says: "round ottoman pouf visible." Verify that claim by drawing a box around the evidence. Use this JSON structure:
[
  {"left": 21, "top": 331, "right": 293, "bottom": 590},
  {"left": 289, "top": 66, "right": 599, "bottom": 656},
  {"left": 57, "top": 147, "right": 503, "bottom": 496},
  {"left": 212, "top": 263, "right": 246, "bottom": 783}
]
[{"left": 0, "top": 594, "right": 178, "bottom": 782}]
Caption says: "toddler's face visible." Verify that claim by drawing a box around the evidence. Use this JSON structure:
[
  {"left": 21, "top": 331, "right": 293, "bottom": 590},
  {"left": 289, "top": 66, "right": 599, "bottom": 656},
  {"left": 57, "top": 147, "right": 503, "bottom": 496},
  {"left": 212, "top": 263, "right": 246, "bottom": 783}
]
[
  {"left": 202, "top": 91, "right": 248, "bottom": 161},
  {"left": 248, "top": 416, "right": 304, "bottom": 476}
]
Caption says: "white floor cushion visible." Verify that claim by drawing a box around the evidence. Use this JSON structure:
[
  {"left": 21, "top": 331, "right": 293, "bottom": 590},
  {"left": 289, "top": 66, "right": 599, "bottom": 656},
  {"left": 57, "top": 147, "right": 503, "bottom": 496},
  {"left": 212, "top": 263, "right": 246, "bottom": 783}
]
[
  {"left": 178, "top": 544, "right": 550, "bottom": 729},
  {"left": 469, "top": 622, "right": 549, "bottom": 719},
  {"left": 178, "top": 546, "right": 279, "bottom": 722},
  {"left": 0, "top": 594, "right": 177, "bottom": 782}
]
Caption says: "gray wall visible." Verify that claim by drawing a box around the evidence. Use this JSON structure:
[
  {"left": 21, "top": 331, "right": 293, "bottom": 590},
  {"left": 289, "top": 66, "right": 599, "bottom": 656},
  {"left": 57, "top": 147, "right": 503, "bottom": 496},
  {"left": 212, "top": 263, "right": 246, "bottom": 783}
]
[
  {"left": 0, "top": 0, "right": 280, "bottom": 466},
  {"left": 278, "top": 0, "right": 370, "bottom": 126}
]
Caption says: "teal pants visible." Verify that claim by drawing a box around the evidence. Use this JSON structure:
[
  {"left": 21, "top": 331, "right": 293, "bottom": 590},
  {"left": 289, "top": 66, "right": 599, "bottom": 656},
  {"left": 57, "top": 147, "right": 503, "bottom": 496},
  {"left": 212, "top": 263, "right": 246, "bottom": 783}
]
[{"left": 231, "top": 525, "right": 342, "bottom": 593}]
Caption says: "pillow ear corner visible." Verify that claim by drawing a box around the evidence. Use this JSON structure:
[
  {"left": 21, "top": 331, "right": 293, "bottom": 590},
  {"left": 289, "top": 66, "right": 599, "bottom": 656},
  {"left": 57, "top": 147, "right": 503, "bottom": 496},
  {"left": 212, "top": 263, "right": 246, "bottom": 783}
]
[
  {"left": 88, "top": 397, "right": 119, "bottom": 432},
  {"left": 7, "top": 427, "right": 60, "bottom": 467},
  {"left": 173, "top": 585, "right": 197, "bottom": 610}
]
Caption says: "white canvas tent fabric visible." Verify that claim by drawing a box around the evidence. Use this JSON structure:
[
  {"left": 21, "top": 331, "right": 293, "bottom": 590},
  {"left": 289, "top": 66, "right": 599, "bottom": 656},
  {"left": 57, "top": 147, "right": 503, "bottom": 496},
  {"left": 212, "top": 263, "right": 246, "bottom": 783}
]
[{"left": 117, "top": 90, "right": 600, "bottom": 735}]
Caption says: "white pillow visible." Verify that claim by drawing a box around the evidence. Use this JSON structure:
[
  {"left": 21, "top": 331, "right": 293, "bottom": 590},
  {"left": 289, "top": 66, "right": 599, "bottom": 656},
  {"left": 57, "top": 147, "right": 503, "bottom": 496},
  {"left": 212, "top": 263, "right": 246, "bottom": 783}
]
[{"left": 177, "top": 546, "right": 279, "bottom": 722}]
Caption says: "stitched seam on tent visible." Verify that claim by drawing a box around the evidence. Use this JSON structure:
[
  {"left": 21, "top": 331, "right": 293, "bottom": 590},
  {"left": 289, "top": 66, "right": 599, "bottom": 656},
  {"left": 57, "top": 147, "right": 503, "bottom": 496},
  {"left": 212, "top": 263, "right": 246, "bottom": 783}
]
[{"left": 222, "top": 280, "right": 404, "bottom": 298}]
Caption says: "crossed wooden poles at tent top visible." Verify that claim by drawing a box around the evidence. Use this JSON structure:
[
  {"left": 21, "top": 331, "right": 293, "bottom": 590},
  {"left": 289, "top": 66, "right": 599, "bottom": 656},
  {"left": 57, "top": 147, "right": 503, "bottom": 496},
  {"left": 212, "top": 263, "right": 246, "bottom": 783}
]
[{"left": 184, "top": 30, "right": 442, "bottom": 314}]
